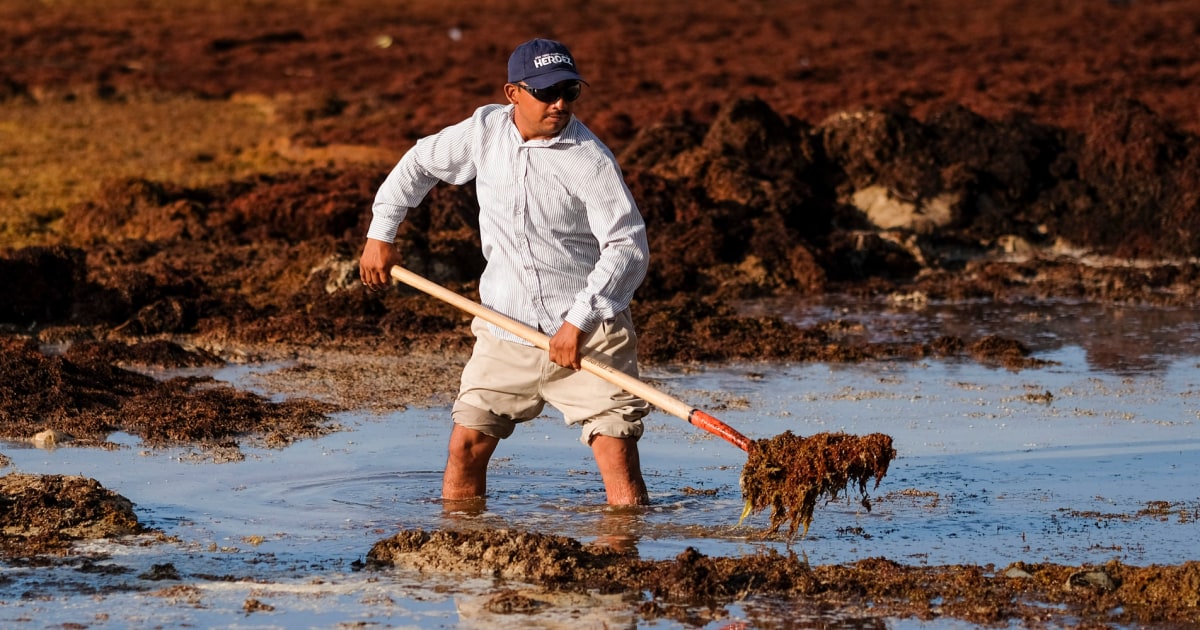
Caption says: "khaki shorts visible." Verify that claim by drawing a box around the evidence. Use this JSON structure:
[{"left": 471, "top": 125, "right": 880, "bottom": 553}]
[{"left": 452, "top": 310, "right": 649, "bottom": 445}]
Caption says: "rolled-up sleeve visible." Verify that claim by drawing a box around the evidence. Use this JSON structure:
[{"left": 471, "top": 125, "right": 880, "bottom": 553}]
[{"left": 366, "top": 107, "right": 487, "bottom": 242}]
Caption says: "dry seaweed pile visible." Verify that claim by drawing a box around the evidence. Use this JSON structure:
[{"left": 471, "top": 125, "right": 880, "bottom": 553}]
[
  {"left": 5, "top": 95, "right": 1195, "bottom": 369},
  {"left": 740, "top": 431, "right": 897, "bottom": 538}
]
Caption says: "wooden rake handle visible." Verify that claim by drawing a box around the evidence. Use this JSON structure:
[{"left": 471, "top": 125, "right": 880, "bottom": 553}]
[{"left": 389, "top": 265, "right": 753, "bottom": 452}]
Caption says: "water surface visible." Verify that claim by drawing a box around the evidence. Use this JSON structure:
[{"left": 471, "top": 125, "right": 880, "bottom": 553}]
[{"left": 3, "top": 299, "right": 1198, "bottom": 628}]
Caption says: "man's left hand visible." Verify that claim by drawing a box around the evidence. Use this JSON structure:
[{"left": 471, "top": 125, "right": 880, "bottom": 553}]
[{"left": 549, "top": 322, "right": 586, "bottom": 370}]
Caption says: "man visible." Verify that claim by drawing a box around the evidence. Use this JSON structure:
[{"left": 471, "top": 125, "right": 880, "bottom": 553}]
[{"left": 359, "top": 39, "right": 651, "bottom": 506}]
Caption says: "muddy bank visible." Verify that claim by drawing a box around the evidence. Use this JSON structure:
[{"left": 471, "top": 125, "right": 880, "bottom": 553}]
[{"left": 368, "top": 527, "right": 1200, "bottom": 627}]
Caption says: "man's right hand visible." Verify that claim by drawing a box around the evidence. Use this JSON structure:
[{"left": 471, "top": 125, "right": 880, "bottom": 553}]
[
  {"left": 359, "top": 238, "right": 402, "bottom": 291},
  {"left": 548, "top": 321, "right": 586, "bottom": 370}
]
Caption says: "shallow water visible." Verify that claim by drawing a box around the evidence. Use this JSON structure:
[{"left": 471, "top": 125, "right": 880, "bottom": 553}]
[{"left": 3, "top": 299, "right": 1199, "bottom": 628}]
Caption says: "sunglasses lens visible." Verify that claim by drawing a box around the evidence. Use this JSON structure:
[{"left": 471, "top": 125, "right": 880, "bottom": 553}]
[
  {"left": 561, "top": 82, "right": 582, "bottom": 102},
  {"left": 525, "top": 82, "right": 582, "bottom": 103}
]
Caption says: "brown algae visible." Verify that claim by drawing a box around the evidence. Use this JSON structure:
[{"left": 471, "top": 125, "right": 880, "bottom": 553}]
[{"left": 740, "top": 431, "right": 897, "bottom": 537}]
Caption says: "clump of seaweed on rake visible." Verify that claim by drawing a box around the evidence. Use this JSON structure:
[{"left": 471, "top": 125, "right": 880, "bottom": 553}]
[{"left": 739, "top": 431, "right": 897, "bottom": 538}]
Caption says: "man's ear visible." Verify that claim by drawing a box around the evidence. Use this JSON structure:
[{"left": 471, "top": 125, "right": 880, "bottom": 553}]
[{"left": 503, "top": 83, "right": 519, "bottom": 105}]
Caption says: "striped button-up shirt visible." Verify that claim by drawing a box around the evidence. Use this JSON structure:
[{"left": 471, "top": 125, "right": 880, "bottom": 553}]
[{"left": 368, "top": 104, "right": 649, "bottom": 345}]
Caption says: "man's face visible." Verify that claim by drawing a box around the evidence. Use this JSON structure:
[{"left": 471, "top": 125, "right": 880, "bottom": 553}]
[{"left": 505, "top": 81, "right": 582, "bottom": 141}]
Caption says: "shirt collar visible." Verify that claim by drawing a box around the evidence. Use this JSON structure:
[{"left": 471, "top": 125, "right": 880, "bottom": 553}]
[{"left": 506, "top": 104, "right": 580, "bottom": 147}]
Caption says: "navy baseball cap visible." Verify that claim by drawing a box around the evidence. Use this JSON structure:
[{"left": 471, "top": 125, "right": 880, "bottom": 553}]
[{"left": 507, "top": 39, "right": 587, "bottom": 89}]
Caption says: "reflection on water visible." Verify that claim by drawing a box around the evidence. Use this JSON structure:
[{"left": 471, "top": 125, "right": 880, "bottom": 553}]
[{"left": 2, "top": 299, "right": 1199, "bottom": 627}]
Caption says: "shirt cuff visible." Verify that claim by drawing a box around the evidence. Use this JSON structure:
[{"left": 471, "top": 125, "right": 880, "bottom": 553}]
[
  {"left": 565, "top": 302, "right": 603, "bottom": 334},
  {"left": 366, "top": 215, "right": 403, "bottom": 243}
]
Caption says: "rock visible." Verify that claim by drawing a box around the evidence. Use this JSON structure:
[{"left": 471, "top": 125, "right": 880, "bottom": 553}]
[
  {"left": 1066, "top": 569, "right": 1117, "bottom": 593},
  {"left": 309, "top": 254, "right": 360, "bottom": 294},
  {"left": 1003, "top": 566, "right": 1034, "bottom": 579},
  {"left": 32, "top": 429, "right": 73, "bottom": 449},
  {"left": 851, "top": 185, "right": 959, "bottom": 234}
]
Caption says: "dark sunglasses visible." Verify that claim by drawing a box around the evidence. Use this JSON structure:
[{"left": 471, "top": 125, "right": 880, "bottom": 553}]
[{"left": 517, "top": 81, "right": 582, "bottom": 104}]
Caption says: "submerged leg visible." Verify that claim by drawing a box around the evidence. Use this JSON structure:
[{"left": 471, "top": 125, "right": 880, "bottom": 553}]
[
  {"left": 591, "top": 435, "right": 649, "bottom": 506},
  {"left": 442, "top": 424, "right": 500, "bottom": 500}
]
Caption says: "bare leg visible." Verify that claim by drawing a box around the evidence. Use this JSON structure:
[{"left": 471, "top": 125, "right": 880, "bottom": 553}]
[
  {"left": 591, "top": 435, "right": 650, "bottom": 505},
  {"left": 442, "top": 424, "right": 500, "bottom": 501}
]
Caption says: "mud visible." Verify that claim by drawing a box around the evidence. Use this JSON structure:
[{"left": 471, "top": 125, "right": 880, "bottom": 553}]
[{"left": 2, "top": 0, "right": 1200, "bottom": 626}]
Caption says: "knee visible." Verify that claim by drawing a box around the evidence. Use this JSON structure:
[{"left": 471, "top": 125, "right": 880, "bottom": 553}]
[{"left": 447, "top": 425, "right": 499, "bottom": 468}]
